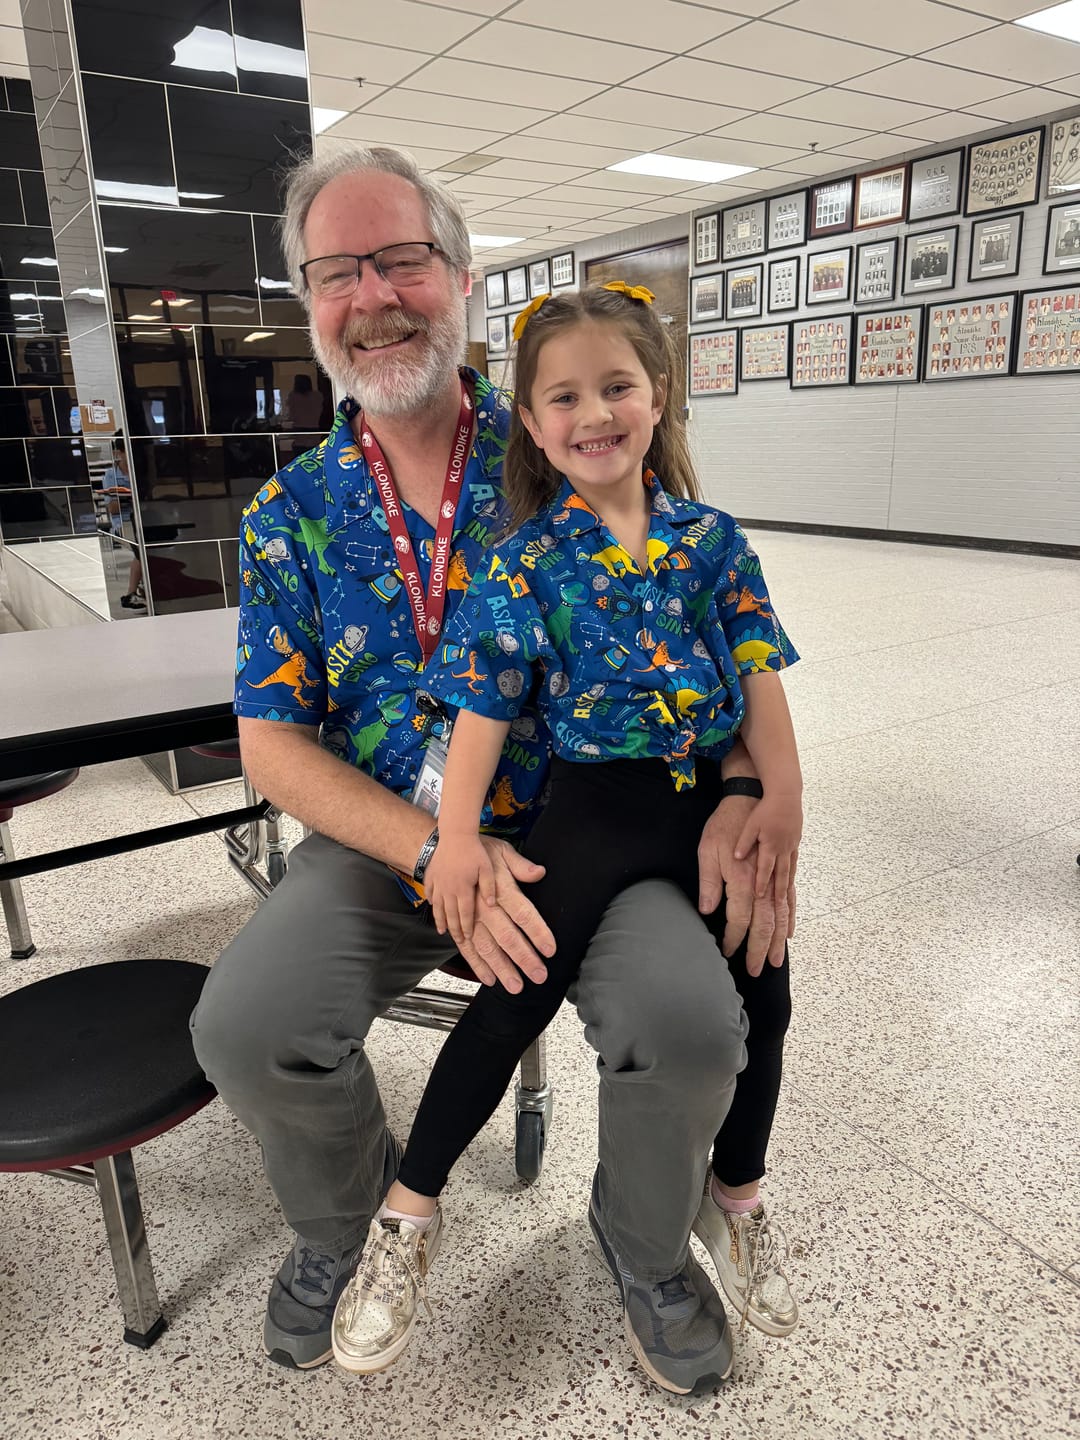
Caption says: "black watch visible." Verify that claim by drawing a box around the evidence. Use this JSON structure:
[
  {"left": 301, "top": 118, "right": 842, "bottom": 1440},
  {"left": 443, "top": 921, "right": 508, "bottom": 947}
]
[{"left": 721, "top": 776, "right": 764, "bottom": 800}]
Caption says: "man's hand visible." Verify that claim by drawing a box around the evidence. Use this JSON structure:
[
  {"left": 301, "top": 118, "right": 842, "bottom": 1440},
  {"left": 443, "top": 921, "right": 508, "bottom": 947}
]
[
  {"left": 698, "top": 798, "right": 795, "bottom": 977},
  {"left": 447, "top": 838, "right": 555, "bottom": 995}
]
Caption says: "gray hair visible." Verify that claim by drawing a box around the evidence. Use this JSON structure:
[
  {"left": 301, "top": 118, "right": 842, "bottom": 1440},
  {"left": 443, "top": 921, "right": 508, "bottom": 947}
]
[{"left": 279, "top": 145, "right": 473, "bottom": 306}]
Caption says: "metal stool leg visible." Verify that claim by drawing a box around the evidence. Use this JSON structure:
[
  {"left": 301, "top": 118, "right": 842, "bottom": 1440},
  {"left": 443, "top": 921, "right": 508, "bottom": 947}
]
[
  {"left": 515, "top": 1032, "right": 554, "bottom": 1183},
  {"left": 93, "top": 1151, "right": 167, "bottom": 1348},
  {"left": 0, "top": 819, "right": 35, "bottom": 959}
]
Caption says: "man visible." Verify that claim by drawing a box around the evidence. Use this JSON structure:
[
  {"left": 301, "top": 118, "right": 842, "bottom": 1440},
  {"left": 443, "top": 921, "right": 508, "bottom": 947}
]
[{"left": 191, "top": 145, "right": 793, "bottom": 1395}]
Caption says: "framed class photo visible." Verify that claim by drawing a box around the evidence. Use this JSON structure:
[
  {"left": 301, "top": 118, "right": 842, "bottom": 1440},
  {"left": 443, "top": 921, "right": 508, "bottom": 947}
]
[
  {"left": 528, "top": 258, "right": 551, "bottom": 297},
  {"left": 1018, "top": 284, "right": 1080, "bottom": 374},
  {"left": 486, "top": 313, "right": 508, "bottom": 356},
  {"left": 767, "top": 189, "right": 807, "bottom": 250},
  {"left": 1043, "top": 200, "right": 1080, "bottom": 275},
  {"left": 551, "top": 252, "right": 574, "bottom": 288},
  {"left": 694, "top": 212, "right": 720, "bottom": 267},
  {"left": 1048, "top": 111, "right": 1080, "bottom": 197},
  {"left": 485, "top": 271, "right": 506, "bottom": 309},
  {"left": 726, "top": 263, "right": 762, "bottom": 320},
  {"left": 965, "top": 126, "right": 1044, "bottom": 215},
  {"left": 767, "top": 255, "right": 800, "bottom": 312},
  {"left": 721, "top": 200, "right": 767, "bottom": 261},
  {"left": 902, "top": 226, "right": 958, "bottom": 294},
  {"left": 854, "top": 163, "right": 908, "bottom": 229},
  {"left": 924, "top": 293, "right": 1017, "bottom": 380},
  {"left": 740, "top": 324, "right": 791, "bottom": 382},
  {"left": 969, "top": 213, "right": 1023, "bottom": 282},
  {"left": 506, "top": 266, "right": 528, "bottom": 305},
  {"left": 809, "top": 176, "right": 854, "bottom": 238},
  {"left": 907, "top": 149, "right": 964, "bottom": 223},
  {"left": 855, "top": 238, "right": 897, "bottom": 305},
  {"left": 791, "top": 313, "right": 853, "bottom": 389},
  {"left": 806, "top": 247, "right": 852, "bottom": 306},
  {"left": 854, "top": 305, "right": 923, "bottom": 385},
  {"left": 689, "top": 328, "right": 738, "bottom": 397},
  {"left": 690, "top": 273, "right": 724, "bottom": 325}
]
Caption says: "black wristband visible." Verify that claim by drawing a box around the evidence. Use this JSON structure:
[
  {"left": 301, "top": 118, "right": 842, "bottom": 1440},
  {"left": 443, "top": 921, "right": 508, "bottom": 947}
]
[
  {"left": 412, "top": 826, "right": 440, "bottom": 882},
  {"left": 721, "top": 776, "right": 764, "bottom": 800}
]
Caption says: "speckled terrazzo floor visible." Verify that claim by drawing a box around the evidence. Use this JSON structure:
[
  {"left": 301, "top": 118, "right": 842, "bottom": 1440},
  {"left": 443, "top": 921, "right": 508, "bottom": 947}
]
[{"left": 2, "top": 532, "right": 1078, "bottom": 1440}]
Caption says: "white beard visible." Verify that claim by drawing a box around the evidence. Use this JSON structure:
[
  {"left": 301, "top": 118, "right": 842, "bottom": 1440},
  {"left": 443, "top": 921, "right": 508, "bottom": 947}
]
[{"left": 312, "top": 301, "right": 468, "bottom": 418}]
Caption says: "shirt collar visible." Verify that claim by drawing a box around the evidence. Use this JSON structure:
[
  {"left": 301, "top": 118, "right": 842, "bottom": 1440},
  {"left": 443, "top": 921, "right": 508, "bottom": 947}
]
[{"left": 545, "top": 469, "right": 704, "bottom": 537}]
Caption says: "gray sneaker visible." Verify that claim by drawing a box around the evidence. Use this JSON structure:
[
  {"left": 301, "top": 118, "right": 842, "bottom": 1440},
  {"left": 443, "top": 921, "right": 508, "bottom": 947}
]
[
  {"left": 588, "top": 1176, "right": 734, "bottom": 1395},
  {"left": 263, "top": 1130, "right": 403, "bottom": 1370}
]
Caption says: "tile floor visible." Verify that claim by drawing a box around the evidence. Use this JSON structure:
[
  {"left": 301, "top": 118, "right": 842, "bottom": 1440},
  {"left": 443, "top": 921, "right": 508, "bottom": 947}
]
[{"left": 1, "top": 531, "right": 1078, "bottom": 1440}]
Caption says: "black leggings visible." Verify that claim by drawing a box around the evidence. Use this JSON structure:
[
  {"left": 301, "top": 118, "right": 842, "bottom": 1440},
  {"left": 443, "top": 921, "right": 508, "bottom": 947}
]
[{"left": 396, "top": 756, "right": 791, "bottom": 1197}]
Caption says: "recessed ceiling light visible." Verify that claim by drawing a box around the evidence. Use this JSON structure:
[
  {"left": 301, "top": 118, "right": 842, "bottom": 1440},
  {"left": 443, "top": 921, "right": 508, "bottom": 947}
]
[
  {"left": 243, "top": 331, "right": 274, "bottom": 342},
  {"left": 1016, "top": 1, "right": 1080, "bottom": 42},
  {"left": 127, "top": 314, "right": 158, "bottom": 321},
  {"left": 313, "top": 107, "right": 348, "bottom": 133},
  {"left": 469, "top": 233, "right": 525, "bottom": 247},
  {"left": 104, "top": 245, "right": 128, "bottom": 253},
  {"left": 20, "top": 256, "right": 58, "bottom": 266},
  {"left": 608, "top": 153, "right": 757, "bottom": 184}
]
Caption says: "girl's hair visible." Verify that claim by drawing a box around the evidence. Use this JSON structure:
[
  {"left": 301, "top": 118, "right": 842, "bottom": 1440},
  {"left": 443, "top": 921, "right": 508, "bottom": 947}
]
[{"left": 502, "top": 285, "right": 700, "bottom": 532}]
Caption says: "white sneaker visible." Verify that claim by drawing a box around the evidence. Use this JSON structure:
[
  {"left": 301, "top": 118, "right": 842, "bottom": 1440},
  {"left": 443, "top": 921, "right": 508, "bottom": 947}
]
[
  {"left": 331, "top": 1208, "right": 442, "bottom": 1374},
  {"left": 692, "top": 1179, "right": 798, "bottom": 1337}
]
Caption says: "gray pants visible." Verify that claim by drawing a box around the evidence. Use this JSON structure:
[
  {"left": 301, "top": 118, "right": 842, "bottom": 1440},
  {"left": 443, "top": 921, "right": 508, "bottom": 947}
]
[{"left": 191, "top": 832, "right": 748, "bottom": 1281}]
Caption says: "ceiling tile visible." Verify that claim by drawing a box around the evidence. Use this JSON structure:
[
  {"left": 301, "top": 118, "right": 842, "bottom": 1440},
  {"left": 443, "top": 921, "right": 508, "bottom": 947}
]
[
  {"left": 825, "top": 131, "right": 924, "bottom": 161},
  {"left": 519, "top": 114, "right": 692, "bottom": 153},
  {"left": 360, "top": 90, "right": 552, "bottom": 133},
  {"left": 447, "top": 23, "right": 667, "bottom": 84},
  {"left": 402, "top": 57, "right": 605, "bottom": 110},
  {"left": 503, "top": 0, "right": 744, "bottom": 51},
  {"left": 941, "top": 1, "right": 1060, "bottom": 18},
  {"left": 688, "top": 0, "right": 791, "bottom": 13},
  {"left": 691, "top": 21, "right": 895, "bottom": 84},
  {"left": 326, "top": 113, "right": 503, "bottom": 151},
  {"left": 927, "top": 26, "right": 1080, "bottom": 85},
  {"left": 480, "top": 134, "right": 632, "bottom": 168},
  {"left": 480, "top": 158, "right": 595, "bottom": 183},
  {"left": 316, "top": 136, "right": 461, "bottom": 171},
  {"left": 678, "top": 180, "right": 768, "bottom": 203},
  {"left": 625, "top": 57, "right": 819, "bottom": 109},
  {"left": 600, "top": 206, "right": 693, "bottom": 227},
  {"left": 307, "top": 0, "right": 477, "bottom": 52},
  {"left": 311, "top": 76, "right": 380, "bottom": 111},
  {"left": 774, "top": 148, "right": 864, "bottom": 175},
  {"left": 570, "top": 90, "right": 750, "bottom": 134},
  {"left": 448, "top": 174, "right": 548, "bottom": 197},
  {"left": 776, "top": 88, "right": 942, "bottom": 129},
  {"left": 844, "top": 57, "right": 1021, "bottom": 109},
  {"left": 964, "top": 86, "right": 1080, "bottom": 124},
  {"left": 562, "top": 182, "right": 684, "bottom": 206},
  {"left": 656, "top": 135, "right": 808, "bottom": 167},
  {"left": 0, "top": 21, "right": 26, "bottom": 65},
  {"left": 1044, "top": 75, "right": 1080, "bottom": 98},
  {"left": 888, "top": 112, "right": 990, "bottom": 144},
  {"left": 711, "top": 112, "right": 870, "bottom": 148},
  {"left": 635, "top": 196, "right": 703, "bottom": 213},
  {"left": 568, "top": 168, "right": 696, "bottom": 195},
  {"left": 307, "top": 34, "right": 426, "bottom": 85},
  {"left": 384, "top": 0, "right": 507, "bottom": 11},
  {"left": 769, "top": 0, "right": 998, "bottom": 53}
]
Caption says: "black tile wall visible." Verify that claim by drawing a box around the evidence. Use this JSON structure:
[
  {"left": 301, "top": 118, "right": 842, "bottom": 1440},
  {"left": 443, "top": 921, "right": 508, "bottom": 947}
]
[
  {"left": 0, "top": 437, "right": 31, "bottom": 486},
  {"left": 117, "top": 323, "right": 204, "bottom": 435},
  {"left": 19, "top": 171, "right": 51, "bottom": 227},
  {"left": 197, "top": 326, "right": 329, "bottom": 433},
  {"left": 168, "top": 89, "right": 310, "bottom": 215},
  {"left": 253, "top": 213, "right": 306, "bottom": 327},
  {"left": 0, "top": 386, "right": 59, "bottom": 436},
  {"left": 0, "top": 172, "right": 23, "bottom": 223},
  {"left": 129, "top": 433, "right": 275, "bottom": 542},
  {"left": 5, "top": 79, "right": 35, "bottom": 114},
  {"left": 0, "top": 484, "right": 71, "bottom": 537},
  {"left": 12, "top": 335, "right": 76, "bottom": 386},
  {"left": 143, "top": 539, "right": 226, "bottom": 614},
  {"left": 0, "top": 111, "right": 47, "bottom": 172},
  {"left": 233, "top": 0, "right": 308, "bottom": 103},
  {"left": 102, "top": 205, "right": 260, "bottom": 324},
  {"left": 71, "top": 0, "right": 237, "bottom": 91},
  {"left": 83, "top": 74, "right": 177, "bottom": 206},
  {"left": 27, "top": 437, "right": 89, "bottom": 485}
]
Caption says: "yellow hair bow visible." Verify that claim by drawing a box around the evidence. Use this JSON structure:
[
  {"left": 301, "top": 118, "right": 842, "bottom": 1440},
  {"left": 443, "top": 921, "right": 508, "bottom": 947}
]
[
  {"left": 603, "top": 281, "right": 655, "bottom": 305},
  {"left": 512, "top": 293, "right": 550, "bottom": 342}
]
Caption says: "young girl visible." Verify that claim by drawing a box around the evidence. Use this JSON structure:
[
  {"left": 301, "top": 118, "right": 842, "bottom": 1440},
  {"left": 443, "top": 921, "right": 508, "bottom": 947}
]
[{"left": 332, "top": 283, "right": 802, "bottom": 1381}]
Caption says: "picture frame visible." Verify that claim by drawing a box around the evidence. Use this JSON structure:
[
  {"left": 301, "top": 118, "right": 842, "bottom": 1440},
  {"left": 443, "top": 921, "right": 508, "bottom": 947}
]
[
  {"left": 965, "top": 126, "right": 1044, "bottom": 216},
  {"left": 740, "top": 324, "right": 791, "bottom": 382},
  {"left": 1017, "top": 283, "right": 1080, "bottom": 374},
  {"left": 690, "top": 273, "right": 724, "bottom": 325},
  {"left": 923, "top": 292, "right": 1017, "bottom": 381},
  {"left": 902, "top": 226, "right": 958, "bottom": 295},
  {"left": 721, "top": 200, "right": 767, "bottom": 261},
  {"left": 688, "top": 328, "right": 738, "bottom": 397},
  {"left": 790, "top": 312, "right": 853, "bottom": 389},
  {"left": 506, "top": 266, "right": 528, "bottom": 305},
  {"left": 767, "top": 255, "right": 800, "bottom": 313},
  {"left": 726, "top": 263, "right": 762, "bottom": 319},
  {"left": 694, "top": 212, "right": 720, "bottom": 268},
  {"left": 855, "top": 238, "right": 897, "bottom": 305},
  {"left": 767, "top": 189, "right": 807, "bottom": 251},
  {"left": 907, "top": 149, "right": 964, "bottom": 224},
  {"left": 969, "top": 213, "right": 1023, "bottom": 282},
  {"left": 854, "top": 163, "right": 908, "bottom": 230},
  {"left": 809, "top": 176, "right": 854, "bottom": 238},
  {"left": 853, "top": 304, "right": 923, "bottom": 385},
  {"left": 485, "top": 271, "right": 506, "bottom": 310},
  {"left": 551, "top": 252, "right": 575, "bottom": 288},
  {"left": 1047, "top": 111, "right": 1080, "bottom": 197},
  {"left": 528, "top": 258, "right": 551, "bottom": 298},
  {"left": 1043, "top": 200, "right": 1080, "bottom": 275},
  {"left": 806, "top": 246, "right": 852, "bottom": 306},
  {"left": 486, "top": 313, "right": 508, "bottom": 356}
]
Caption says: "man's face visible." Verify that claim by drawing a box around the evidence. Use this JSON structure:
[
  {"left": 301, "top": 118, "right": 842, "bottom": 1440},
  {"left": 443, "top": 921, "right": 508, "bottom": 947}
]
[{"left": 303, "top": 170, "right": 469, "bottom": 418}]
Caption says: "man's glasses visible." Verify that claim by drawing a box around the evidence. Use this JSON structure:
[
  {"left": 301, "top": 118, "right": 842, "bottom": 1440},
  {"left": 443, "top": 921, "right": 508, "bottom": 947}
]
[{"left": 300, "top": 243, "right": 443, "bottom": 299}]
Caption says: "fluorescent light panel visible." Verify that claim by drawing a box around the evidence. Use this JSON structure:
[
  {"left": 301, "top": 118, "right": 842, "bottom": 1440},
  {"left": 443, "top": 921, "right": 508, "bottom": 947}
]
[
  {"left": 313, "top": 108, "right": 348, "bottom": 134},
  {"left": 1016, "top": 1, "right": 1080, "bottom": 42},
  {"left": 469, "top": 233, "right": 525, "bottom": 247},
  {"left": 608, "top": 153, "right": 757, "bottom": 183}
]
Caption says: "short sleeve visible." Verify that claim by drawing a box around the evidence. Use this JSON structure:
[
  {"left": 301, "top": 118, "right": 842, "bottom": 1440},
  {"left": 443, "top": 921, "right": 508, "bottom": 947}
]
[
  {"left": 714, "top": 522, "right": 799, "bottom": 675},
  {"left": 421, "top": 549, "right": 544, "bottom": 721},
  {"left": 234, "top": 500, "right": 327, "bottom": 723}
]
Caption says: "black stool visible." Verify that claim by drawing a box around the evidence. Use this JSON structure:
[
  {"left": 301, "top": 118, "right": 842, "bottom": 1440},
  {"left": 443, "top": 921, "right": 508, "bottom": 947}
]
[
  {"left": 0, "top": 770, "right": 79, "bottom": 959},
  {"left": 0, "top": 959, "right": 216, "bottom": 1347}
]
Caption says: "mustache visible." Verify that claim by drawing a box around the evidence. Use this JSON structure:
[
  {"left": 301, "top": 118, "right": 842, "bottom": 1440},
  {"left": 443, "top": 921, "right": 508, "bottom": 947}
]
[{"left": 338, "top": 312, "right": 431, "bottom": 350}]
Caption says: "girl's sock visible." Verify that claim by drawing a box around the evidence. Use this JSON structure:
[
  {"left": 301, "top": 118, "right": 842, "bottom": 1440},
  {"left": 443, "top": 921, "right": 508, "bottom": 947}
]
[
  {"left": 377, "top": 1200, "right": 436, "bottom": 1231},
  {"left": 711, "top": 1178, "right": 760, "bottom": 1216}
]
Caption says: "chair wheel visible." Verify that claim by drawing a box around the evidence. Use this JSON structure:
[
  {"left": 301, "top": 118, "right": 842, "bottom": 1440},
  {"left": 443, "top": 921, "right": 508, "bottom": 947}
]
[
  {"left": 267, "top": 851, "right": 287, "bottom": 887},
  {"left": 515, "top": 1109, "right": 545, "bottom": 1183}
]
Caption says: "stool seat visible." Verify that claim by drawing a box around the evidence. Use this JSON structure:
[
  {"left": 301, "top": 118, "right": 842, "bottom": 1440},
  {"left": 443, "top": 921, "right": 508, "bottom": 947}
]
[
  {"left": 0, "top": 768, "right": 78, "bottom": 822},
  {"left": 0, "top": 959, "right": 215, "bottom": 1170},
  {"left": 190, "top": 739, "right": 241, "bottom": 760}
]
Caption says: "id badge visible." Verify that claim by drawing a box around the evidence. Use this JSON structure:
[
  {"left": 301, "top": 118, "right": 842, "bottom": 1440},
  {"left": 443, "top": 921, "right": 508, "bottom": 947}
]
[{"left": 412, "top": 737, "right": 447, "bottom": 817}]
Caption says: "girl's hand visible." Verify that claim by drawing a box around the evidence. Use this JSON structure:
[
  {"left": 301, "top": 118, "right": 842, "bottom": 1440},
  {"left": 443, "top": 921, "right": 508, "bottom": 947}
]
[
  {"left": 733, "top": 797, "right": 803, "bottom": 901},
  {"left": 425, "top": 836, "right": 498, "bottom": 949}
]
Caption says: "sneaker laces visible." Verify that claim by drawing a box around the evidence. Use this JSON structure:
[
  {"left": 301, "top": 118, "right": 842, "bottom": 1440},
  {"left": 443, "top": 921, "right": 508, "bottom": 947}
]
[
  {"left": 294, "top": 1244, "right": 336, "bottom": 1298},
  {"left": 736, "top": 1208, "right": 791, "bottom": 1331},
  {"left": 347, "top": 1221, "right": 433, "bottom": 1323}
]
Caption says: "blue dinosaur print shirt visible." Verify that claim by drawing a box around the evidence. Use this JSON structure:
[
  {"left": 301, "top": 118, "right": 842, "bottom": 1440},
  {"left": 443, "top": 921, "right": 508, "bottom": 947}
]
[
  {"left": 420, "top": 472, "right": 798, "bottom": 790},
  {"left": 233, "top": 370, "right": 548, "bottom": 835}
]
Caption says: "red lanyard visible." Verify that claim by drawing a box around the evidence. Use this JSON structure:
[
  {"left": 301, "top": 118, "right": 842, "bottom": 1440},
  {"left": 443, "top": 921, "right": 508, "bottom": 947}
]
[{"left": 359, "top": 379, "right": 474, "bottom": 664}]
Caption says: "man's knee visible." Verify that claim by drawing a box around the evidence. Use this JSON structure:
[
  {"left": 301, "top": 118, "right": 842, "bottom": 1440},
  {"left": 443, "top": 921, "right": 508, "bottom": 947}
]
[{"left": 575, "top": 880, "right": 748, "bottom": 1082}]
